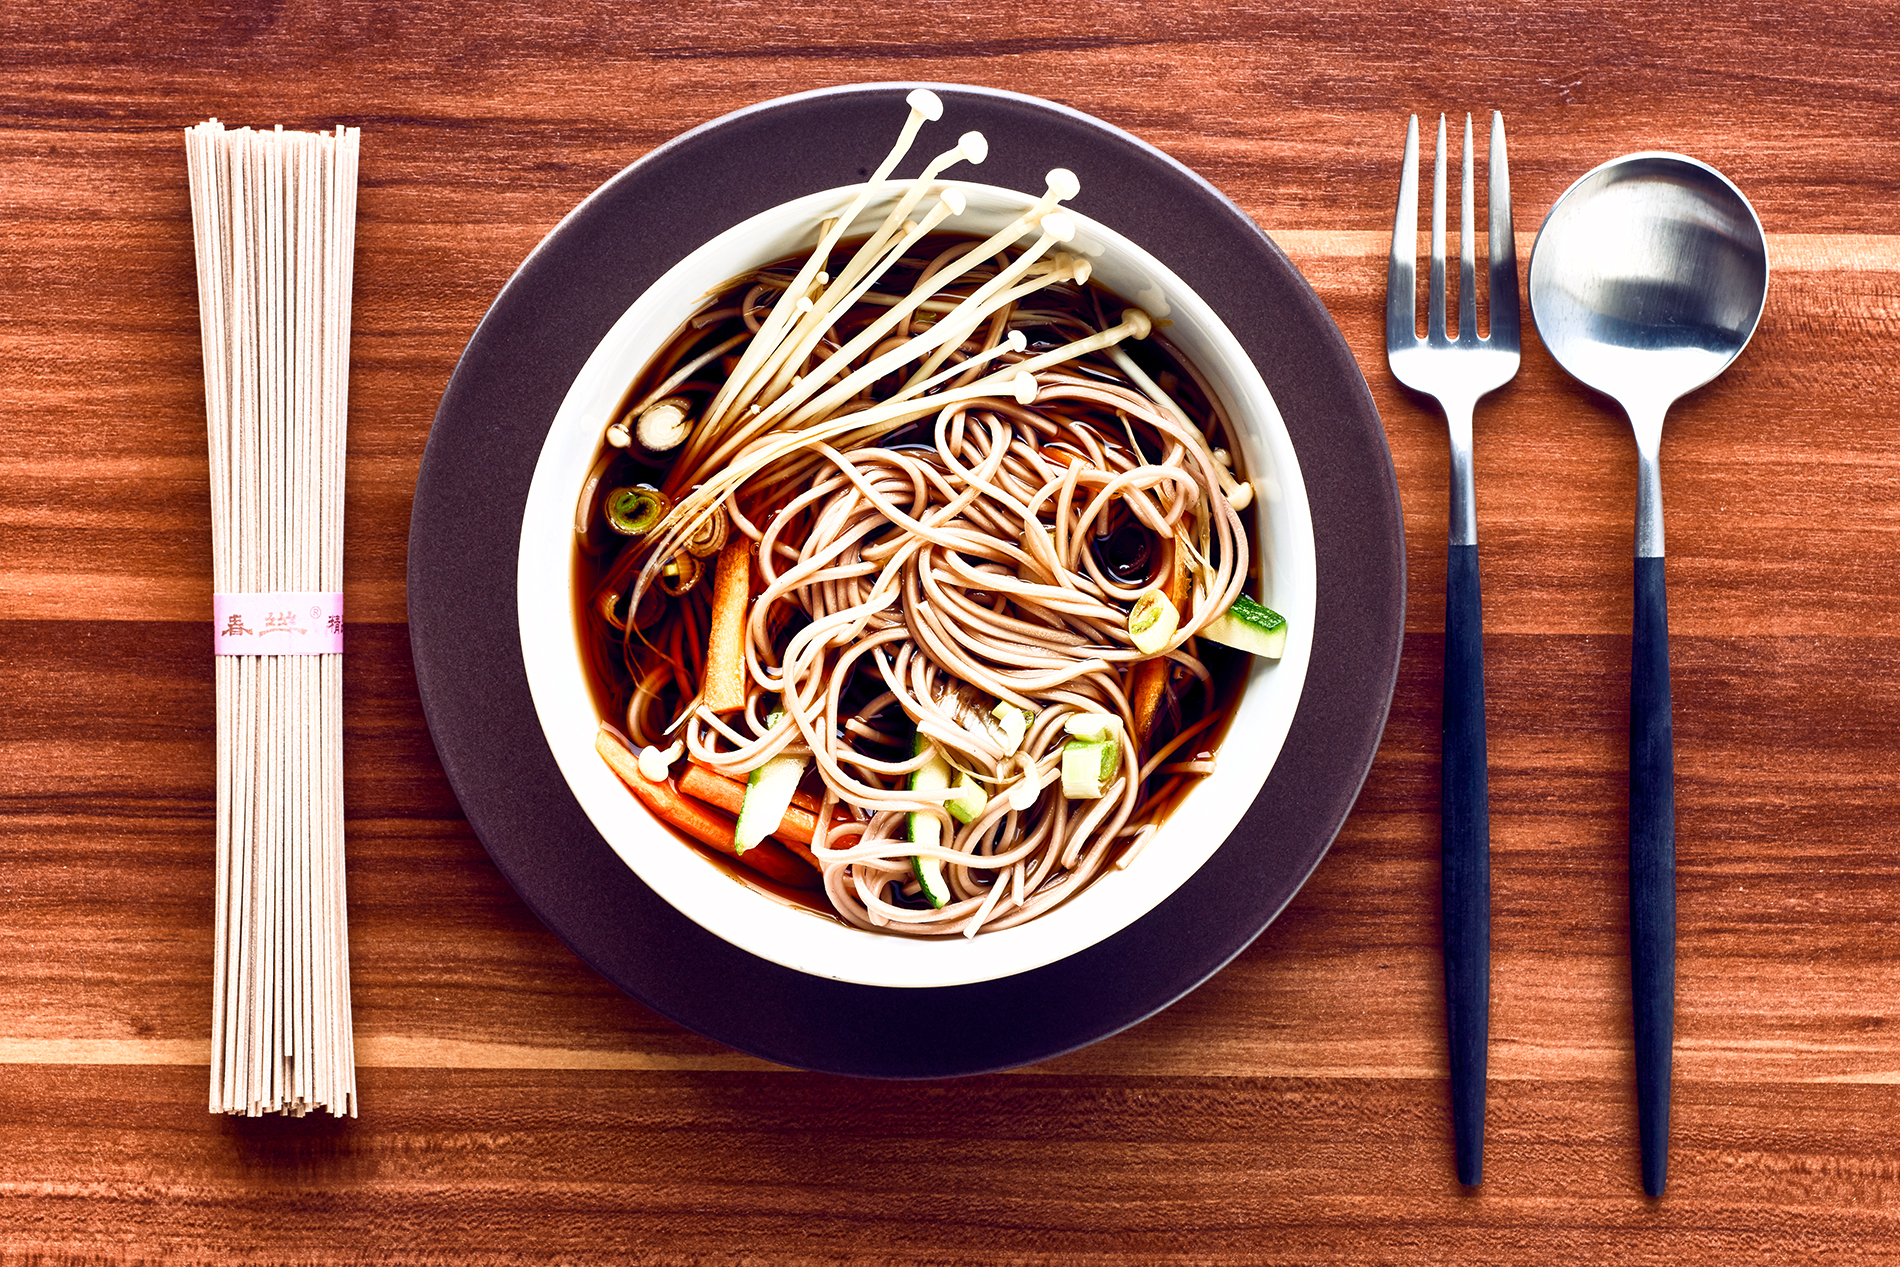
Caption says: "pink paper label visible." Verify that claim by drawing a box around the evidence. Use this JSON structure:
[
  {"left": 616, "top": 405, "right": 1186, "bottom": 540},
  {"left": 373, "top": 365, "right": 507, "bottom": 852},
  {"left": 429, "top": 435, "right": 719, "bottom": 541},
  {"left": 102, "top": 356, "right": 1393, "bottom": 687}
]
[{"left": 213, "top": 591, "right": 344, "bottom": 656}]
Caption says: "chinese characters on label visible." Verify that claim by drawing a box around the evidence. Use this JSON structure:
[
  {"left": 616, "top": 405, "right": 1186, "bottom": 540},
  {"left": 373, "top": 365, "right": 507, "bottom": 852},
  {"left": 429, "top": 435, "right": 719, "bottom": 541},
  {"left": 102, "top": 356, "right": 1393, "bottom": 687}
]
[{"left": 213, "top": 592, "right": 345, "bottom": 656}]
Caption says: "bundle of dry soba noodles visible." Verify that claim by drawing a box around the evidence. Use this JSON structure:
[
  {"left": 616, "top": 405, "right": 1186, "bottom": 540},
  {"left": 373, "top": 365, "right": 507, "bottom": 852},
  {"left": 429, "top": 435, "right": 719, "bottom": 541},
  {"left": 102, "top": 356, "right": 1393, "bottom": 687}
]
[
  {"left": 585, "top": 90, "right": 1280, "bottom": 938},
  {"left": 186, "top": 119, "right": 359, "bottom": 1114}
]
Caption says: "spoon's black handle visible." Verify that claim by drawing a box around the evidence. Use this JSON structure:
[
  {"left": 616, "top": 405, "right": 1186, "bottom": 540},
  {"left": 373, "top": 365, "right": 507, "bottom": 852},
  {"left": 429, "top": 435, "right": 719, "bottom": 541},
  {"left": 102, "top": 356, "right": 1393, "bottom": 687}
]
[
  {"left": 1630, "top": 554, "right": 1676, "bottom": 1198},
  {"left": 1443, "top": 541, "right": 1490, "bottom": 1188}
]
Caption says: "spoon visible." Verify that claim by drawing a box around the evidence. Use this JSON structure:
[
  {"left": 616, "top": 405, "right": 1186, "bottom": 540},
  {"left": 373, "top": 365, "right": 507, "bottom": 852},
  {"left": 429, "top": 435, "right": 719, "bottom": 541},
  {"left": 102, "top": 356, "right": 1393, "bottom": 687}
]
[{"left": 1528, "top": 153, "right": 1768, "bottom": 1197}]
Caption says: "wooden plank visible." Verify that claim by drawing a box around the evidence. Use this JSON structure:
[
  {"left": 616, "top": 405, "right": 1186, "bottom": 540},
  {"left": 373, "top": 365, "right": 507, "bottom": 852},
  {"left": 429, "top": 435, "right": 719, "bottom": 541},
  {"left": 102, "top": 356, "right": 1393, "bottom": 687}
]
[{"left": 0, "top": 1067, "right": 1897, "bottom": 1261}]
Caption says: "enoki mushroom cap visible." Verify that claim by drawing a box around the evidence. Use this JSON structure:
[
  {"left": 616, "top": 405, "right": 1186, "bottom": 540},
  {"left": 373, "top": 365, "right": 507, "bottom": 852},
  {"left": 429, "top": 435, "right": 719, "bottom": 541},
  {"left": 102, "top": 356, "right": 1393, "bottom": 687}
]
[
  {"left": 1120, "top": 308, "right": 1154, "bottom": 340},
  {"left": 1044, "top": 168, "right": 1081, "bottom": 202},
  {"left": 1039, "top": 211, "right": 1077, "bottom": 244},
  {"left": 906, "top": 89, "right": 944, "bottom": 121},
  {"left": 958, "top": 131, "right": 988, "bottom": 164}
]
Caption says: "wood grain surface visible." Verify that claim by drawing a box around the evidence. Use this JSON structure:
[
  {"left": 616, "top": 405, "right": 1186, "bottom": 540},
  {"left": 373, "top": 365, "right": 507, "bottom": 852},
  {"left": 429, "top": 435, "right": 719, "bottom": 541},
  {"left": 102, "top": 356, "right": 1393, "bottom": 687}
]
[{"left": 5, "top": 1, "right": 1900, "bottom": 1261}]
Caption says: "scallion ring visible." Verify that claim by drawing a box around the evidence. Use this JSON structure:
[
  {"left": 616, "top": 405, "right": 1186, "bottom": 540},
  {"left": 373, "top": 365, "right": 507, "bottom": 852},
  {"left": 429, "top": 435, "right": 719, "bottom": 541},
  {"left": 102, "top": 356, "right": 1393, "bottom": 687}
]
[{"left": 604, "top": 485, "right": 672, "bottom": 537}]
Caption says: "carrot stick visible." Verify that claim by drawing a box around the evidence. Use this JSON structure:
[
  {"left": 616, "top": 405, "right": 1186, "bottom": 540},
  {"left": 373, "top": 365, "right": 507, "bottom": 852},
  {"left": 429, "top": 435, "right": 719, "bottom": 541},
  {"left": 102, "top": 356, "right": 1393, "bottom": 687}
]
[
  {"left": 683, "top": 760, "right": 824, "bottom": 813},
  {"left": 678, "top": 763, "right": 832, "bottom": 865},
  {"left": 595, "top": 726, "right": 817, "bottom": 888},
  {"left": 1130, "top": 542, "right": 1191, "bottom": 745},
  {"left": 702, "top": 536, "right": 751, "bottom": 714},
  {"left": 718, "top": 836, "right": 816, "bottom": 889}
]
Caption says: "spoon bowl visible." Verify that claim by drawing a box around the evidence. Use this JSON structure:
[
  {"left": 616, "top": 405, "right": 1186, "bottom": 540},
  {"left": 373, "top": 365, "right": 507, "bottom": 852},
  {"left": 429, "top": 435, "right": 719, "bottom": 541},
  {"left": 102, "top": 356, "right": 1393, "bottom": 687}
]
[
  {"left": 1528, "top": 152, "right": 1768, "bottom": 1200},
  {"left": 1531, "top": 153, "right": 1768, "bottom": 447}
]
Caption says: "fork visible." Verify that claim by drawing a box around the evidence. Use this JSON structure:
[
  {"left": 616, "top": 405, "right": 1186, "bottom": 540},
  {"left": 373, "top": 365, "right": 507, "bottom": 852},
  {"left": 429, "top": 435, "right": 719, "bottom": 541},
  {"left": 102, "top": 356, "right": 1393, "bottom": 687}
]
[{"left": 1386, "top": 111, "right": 1520, "bottom": 1188}]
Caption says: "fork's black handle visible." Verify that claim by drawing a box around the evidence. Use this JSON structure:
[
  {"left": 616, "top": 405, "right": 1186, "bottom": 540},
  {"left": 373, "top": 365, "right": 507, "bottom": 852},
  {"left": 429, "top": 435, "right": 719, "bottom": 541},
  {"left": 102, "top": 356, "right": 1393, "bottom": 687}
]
[
  {"left": 1631, "top": 554, "right": 1676, "bottom": 1198},
  {"left": 1443, "top": 541, "right": 1490, "bottom": 1188}
]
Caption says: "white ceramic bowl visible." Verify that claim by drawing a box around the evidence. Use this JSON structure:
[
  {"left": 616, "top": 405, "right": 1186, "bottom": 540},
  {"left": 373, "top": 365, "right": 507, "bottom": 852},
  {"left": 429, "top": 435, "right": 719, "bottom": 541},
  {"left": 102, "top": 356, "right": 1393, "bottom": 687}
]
[{"left": 517, "top": 180, "right": 1316, "bottom": 988}]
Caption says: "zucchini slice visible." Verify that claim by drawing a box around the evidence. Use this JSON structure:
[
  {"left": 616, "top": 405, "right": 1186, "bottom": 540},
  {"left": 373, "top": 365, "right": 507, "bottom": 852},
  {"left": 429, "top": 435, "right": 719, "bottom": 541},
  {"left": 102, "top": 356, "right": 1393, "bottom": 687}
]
[
  {"left": 1200, "top": 593, "right": 1287, "bottom": 659},
  {"left": 907, "top": 732, "right": 955, "bottom": 908},
  {"left": 733, "top": 713, "right": 808, "bottom": 853}
]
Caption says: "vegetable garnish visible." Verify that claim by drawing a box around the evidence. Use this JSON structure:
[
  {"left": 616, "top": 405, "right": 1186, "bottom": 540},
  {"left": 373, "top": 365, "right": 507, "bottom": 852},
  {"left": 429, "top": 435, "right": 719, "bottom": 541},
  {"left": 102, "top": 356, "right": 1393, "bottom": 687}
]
[
  {"left": 679, "top": 505, "right": 730, "bottom": 559},
  {"left": 990, "top": 701, "right": 1032, "bottom": 755},
  {"left": 605, "top": 485, "right": 671, "bottom": 536},
  {"left": 1130, "top": 546, "right": 1192, "bottom": 743},
  {"left": 657, "top": 551, "right": 703, "bottom": 596},
  {"left": 678, "top": 764, "right": 828, "bottom": 863},
  {"left": 1061, "top": 734, "right": 1120, "bottom": 800},
  {"left": 701, "top": 537, "right": 751, "bottom": 714},
  {"left": 907, "top": 732, "right": 957, "bottom": 909},
  {"left": 633, "top": 395, "right": 694, "bottom": 455},
  {"left": 733, "top": 713, "right": 809, "bottom": 853},
  {"left": 1127, "top": 589, "right": 1180, "bottom": 655},
  {"left": 946, "top": 773, "right": 990, "bottom": 825},
  {"left": 1062, "top": 711, "right": 1118, "bottom": 739},
  {"left": 1201, "top": 593, "right": 1288, "bottom": 660},
  {"left": 596, "top": 725, "right": 819, "bottom": 888}
]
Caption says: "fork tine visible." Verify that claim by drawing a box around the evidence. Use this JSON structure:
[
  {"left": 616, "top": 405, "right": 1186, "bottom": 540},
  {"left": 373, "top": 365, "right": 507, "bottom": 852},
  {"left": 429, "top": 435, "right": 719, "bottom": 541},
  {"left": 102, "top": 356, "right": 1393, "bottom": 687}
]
[
  {"left": 1459, "top": 114, "right": 1478, "bottom": 344},
  {"left": 1487, "top": 111, "right": 1521, "bottom": 346},
  {"left": 1429, "top": 114, "right": 1448, "bottom": 342},
  {"left": 1386, "top": 114, "right": 1419, "bottom": 347}
]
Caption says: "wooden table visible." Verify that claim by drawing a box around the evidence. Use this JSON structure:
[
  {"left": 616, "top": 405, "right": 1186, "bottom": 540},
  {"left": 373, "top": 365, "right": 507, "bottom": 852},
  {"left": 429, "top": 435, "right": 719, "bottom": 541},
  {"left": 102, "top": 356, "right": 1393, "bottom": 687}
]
[{"left": 6, "top": 2, "right": 1897, "bottom": 1260}]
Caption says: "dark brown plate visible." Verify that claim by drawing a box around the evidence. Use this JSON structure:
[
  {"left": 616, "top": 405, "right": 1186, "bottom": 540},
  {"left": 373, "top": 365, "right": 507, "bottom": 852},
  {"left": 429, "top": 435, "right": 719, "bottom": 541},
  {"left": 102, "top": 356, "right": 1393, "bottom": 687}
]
[{"left": 408, "top": 83, "right": 1404, "bottom": 1077}]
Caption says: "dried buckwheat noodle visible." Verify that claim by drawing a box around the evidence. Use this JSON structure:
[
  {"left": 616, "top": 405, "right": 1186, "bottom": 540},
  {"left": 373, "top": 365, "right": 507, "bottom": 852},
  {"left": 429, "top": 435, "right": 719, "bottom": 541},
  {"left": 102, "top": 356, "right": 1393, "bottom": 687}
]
[{"left": 185, "top": 119, "right": 360, "bottom": 1117}]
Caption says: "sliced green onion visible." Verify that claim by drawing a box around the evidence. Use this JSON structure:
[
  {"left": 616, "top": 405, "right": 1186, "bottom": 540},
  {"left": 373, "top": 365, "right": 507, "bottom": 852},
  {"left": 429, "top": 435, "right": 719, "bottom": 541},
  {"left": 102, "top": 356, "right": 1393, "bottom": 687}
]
[
  {"left": 597, "top": 589, "right": 630, "bottom": 632},
  {"left": 658, "top": 552, "right": 704, "bottom": 597},
  {"left": 946, "top": 773, "right": 989, "bottom": 825},
  {"left": 634, "top": 396, "right": 694, "bottom": 455},
  {"left": 1128, "top": 588, "right": 1179, "bottom": 655},
  {"left": 989, "top": 700, "right": 1032, "bottom": 754},
  {"left": 1061, "top": 734, "right": 1120, "bottom": 800},
  {"left": 605, "top": 485, "right": 672, "bottom": 537},
  {"left": 1063, "top": 711, "right": 1117, "bottom": 739}
]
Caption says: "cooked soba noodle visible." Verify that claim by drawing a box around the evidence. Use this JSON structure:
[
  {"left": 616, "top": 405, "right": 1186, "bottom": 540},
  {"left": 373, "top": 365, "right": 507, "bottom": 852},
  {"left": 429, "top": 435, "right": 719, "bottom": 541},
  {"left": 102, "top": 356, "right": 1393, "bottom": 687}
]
[{"left": 577, "top": 91, "right": 1270, "bottom": 938}]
